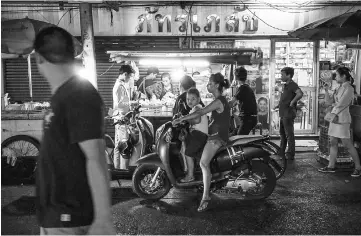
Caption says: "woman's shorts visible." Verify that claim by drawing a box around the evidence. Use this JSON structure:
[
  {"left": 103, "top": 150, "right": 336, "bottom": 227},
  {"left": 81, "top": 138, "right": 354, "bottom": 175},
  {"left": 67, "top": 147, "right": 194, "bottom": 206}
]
[
  {"left": 185, "top": 130, "right": 208, "bottom": 159},
  {"left": 207, "top": 134, "right": 227, "bottom": 147}
]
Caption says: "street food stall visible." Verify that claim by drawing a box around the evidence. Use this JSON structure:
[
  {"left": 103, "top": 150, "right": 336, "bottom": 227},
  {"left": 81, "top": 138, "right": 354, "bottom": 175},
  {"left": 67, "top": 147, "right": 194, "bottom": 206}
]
[
  {"left": 1, "top": 17, "right": 82, "bottom": 182},
  {"left": 107, "top": 48, "right": 257, "bottom": 131}
]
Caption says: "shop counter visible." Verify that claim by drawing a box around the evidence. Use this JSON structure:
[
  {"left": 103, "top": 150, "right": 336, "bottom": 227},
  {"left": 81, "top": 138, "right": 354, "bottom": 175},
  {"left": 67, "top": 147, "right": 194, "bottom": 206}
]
[
  {"left": 140, "top": 111, "right": 173, "bottom": 131},
  {"left": 2, "top": 110, "right": 174, "bottom": 144}
]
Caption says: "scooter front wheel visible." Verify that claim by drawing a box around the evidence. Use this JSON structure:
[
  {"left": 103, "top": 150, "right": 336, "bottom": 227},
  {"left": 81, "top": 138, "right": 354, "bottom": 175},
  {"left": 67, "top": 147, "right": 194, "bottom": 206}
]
[{"left": 132, "top": 164, "right": 171, "bottom": 200}]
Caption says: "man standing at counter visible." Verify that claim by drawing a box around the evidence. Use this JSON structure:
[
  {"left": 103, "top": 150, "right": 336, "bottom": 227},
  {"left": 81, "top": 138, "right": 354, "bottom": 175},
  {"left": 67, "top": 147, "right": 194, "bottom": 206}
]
[
  {"left": 136, "top": 67, "right": 160, "bottom": 100},
  {"left": 113, "top": 64, "right": 136, "bottom": 169},
  {"left": 275, "top": 67, "right": 304, "bottom": 160}
]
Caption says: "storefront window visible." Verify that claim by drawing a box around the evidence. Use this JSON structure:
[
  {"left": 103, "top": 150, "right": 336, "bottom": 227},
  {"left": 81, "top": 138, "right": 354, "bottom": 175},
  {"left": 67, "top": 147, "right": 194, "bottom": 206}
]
[{"left": 273, "top": 41, "right": 316, "bottom": 134}]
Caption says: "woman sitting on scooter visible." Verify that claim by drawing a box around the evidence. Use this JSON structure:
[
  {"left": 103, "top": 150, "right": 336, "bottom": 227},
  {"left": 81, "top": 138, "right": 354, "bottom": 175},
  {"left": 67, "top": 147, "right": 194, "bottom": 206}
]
[{"left": 173, "top": 73, "right": 230, "bottom": 212}]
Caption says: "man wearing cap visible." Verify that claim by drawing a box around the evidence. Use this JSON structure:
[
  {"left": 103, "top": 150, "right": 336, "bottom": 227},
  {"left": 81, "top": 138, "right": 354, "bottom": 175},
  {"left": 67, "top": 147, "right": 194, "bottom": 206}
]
[
  {"left": 33, "top": 26, "right": 115, "bottom": 235},
  {"left": 229, "top": 66, "right": 258, "bottom": 135}
]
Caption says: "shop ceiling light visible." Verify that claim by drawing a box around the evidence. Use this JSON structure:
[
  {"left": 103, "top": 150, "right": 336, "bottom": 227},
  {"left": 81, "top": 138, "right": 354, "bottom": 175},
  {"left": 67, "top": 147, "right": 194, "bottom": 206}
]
[
  {"left": 77, "top": 66, "right": 96, "bottom": 83},
  {"left": 139, "top": 58, "right": 209, "bottom": 67},
  {"left": 139, "top": 59, "right": 182, "bottom": 66},
  {"left": 183, "top": 60, "right": 210, "bottom": 67}
]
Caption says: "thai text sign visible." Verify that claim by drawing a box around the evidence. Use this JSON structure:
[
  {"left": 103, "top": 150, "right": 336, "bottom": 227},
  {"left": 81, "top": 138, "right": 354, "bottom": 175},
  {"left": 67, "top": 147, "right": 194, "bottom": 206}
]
[
  {"left": 112, "top": 6, "right": 290, "bottom": 36},
  {"left": 135, "top": 5, "right": 259, "bottom": 35}
]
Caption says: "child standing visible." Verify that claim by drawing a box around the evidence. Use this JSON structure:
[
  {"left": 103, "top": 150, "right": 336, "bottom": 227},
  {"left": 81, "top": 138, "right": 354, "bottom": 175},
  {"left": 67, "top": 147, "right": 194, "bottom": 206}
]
[{"left": 181, "top": 88, "right": 209, "bottom": 182}]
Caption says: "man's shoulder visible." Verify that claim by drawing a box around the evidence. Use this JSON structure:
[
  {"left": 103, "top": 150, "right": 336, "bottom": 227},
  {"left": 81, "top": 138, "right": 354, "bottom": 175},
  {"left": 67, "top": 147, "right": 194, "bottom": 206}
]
[
  {"left": 290, "top": 80, "right": 300, "bottom": 88},
  {"left": 178, "top": 92, "right": 187, "bottom": 100},
  {"left": 113, "top": 80, "right": 126, "bottom": 90},
  {"left": 237, "top": 84, "right": 253, "bottom": 95},
  {"left": 58, "top": 77, "right": 102, "bottom": 104}
]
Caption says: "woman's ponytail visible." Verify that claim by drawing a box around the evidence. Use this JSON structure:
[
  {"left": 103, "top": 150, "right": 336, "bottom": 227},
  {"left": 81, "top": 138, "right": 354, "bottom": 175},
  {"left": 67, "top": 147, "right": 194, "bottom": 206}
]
[
  {"left": 222, "top": 79, "right": 230, "bottom": 89},
  {"left": 210, "top": 73, "right": 230, "bottom": 92}
]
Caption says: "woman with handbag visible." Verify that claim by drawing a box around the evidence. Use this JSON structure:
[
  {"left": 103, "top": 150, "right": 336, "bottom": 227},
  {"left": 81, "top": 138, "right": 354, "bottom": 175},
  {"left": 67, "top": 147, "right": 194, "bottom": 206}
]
[{"left": 318, "top": 67, "right": 361, "bottom": 177}]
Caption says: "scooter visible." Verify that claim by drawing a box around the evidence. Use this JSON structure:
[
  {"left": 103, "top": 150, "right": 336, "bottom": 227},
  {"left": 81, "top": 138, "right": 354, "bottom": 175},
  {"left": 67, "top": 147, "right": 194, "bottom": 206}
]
[
  {"left": 132, "top": 121, "right": 278, "bottom": 201},
  {"left": 229, "top": 107, "right": 287, "bottom": 180},
  {"left": 105, "top": 104, "right": 154, "bottom": 180}
]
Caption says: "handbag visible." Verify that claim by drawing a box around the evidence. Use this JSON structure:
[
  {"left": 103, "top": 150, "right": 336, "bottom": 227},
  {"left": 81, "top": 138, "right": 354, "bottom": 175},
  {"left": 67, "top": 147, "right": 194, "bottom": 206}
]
[{"left": 324, "top": 103, "right": 351, "bottom": 124}]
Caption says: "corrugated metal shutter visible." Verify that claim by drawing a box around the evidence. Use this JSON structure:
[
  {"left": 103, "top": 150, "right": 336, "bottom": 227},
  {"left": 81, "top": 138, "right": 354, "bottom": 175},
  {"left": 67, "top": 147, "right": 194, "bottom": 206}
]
[
  {"left": 3, "top": 56, "right": 51, "bottom": 102},
  {"left": 95, "top": 36, "right": 180, "bottom": 138},
  {"left": 3, "top": 36, "right": 180, "bottom": 138}
]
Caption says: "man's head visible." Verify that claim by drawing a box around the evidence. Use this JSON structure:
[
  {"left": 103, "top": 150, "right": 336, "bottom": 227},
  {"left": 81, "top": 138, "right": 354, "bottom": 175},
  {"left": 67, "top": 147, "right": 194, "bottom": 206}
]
[
  {"left": 118, "top": 64, "right": 135, "bottom": 82},
  {"left": 34, "top": 26, "right": 75, "bottom": 77},
  {"left": 146, "top": 67, "right": 159, "bottom": 79},
  {"left": 281, "top": 67, "right": 294, "bottom": 82},
  {"left": 179, "top": 75, "right": 196, "bottom": 93},
  {"left": 234, "top": 66, "right": 247, "bottom": 82},
  {"left": 161, "top": 73, "right": 171, "bottom": 87}
]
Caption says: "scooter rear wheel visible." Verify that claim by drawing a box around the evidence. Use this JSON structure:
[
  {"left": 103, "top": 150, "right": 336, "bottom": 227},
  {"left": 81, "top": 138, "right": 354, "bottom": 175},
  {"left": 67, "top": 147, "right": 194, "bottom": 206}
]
[
  {"left": 245, "top": 161, "right": 276, "bottom": 200},
  {"left": 132, "top": 164, "right": 171, "bottom": 200},
  {"left": 269, "top": 153, "right": 287, "bottom": 180}
]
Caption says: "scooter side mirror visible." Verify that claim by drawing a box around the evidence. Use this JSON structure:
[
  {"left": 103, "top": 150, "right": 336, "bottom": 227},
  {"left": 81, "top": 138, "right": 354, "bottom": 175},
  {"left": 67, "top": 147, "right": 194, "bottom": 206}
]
[
  {"left": 108, "top": 108, "right": 114, "bottom": 117},
  {"left": 112, "top": 109, "right": 120, "bottom": 117}
]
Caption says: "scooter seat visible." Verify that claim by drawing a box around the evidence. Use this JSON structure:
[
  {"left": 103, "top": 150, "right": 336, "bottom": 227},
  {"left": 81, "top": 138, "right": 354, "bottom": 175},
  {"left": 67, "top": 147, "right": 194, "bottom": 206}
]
[
  {"left": 228, "top": 135, "right": 265, "bottom": 145},
  {"left": 215, "top": 135, "right": 267, "bottom": 154}
]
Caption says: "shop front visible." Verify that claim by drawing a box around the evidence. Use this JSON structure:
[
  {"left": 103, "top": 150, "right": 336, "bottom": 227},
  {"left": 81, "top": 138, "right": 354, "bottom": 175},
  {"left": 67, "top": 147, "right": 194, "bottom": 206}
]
[{"left": 2, "top": 3, "right": 361, "bottom": 140}]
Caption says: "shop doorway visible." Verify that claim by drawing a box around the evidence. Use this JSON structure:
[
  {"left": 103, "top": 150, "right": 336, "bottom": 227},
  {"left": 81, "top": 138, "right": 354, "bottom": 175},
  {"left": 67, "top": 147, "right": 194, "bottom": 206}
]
[{"left": 270, "top": 40, "right": 318, "bottom": 135}]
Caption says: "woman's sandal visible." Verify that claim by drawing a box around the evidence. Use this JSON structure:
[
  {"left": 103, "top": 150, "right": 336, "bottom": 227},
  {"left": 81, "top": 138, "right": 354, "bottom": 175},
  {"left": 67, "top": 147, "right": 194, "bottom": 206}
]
[
  {"left": 197, "top": 198, "right": 211, "bottom": 212},
  {"left": 180, "top": 176, "right": 195, "bottom": 183}
]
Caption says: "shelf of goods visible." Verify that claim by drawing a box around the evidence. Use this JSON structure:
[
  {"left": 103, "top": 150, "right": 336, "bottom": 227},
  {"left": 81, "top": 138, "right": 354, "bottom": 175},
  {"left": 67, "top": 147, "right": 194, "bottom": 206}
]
[
  {"left": 320, "top": 43, "right": 353, "bottom": 64},
  {"left": 275, "top": 43, "right": 313, "bottom": 87}
]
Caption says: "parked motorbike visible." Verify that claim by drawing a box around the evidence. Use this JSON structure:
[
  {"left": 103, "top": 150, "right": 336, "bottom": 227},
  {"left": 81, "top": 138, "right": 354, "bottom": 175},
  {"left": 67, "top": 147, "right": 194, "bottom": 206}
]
[
  {"left": 229, "top": 110, "right": 286, "bottom": 179},
  {"left": 132, "top": 121, "right": 278, "bottom": 201},
  {"left": 105, "top": 104, "right": 154, "bottom": 180}
]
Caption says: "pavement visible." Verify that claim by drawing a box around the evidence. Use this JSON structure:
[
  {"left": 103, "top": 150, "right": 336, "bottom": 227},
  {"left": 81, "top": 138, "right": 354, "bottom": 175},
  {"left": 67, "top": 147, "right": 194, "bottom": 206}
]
[
  {"left": 272, "top": 139, "right": 319, "bottom": 152},
  {"left": 2, "top": 152, "right": 361, "bottom": 235}
]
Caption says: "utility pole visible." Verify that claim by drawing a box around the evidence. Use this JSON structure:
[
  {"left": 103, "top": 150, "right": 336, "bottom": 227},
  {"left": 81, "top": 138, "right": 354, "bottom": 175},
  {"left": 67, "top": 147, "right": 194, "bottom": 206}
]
[{"left": 79, "top": 3, "right": 97, "bottom": 88}]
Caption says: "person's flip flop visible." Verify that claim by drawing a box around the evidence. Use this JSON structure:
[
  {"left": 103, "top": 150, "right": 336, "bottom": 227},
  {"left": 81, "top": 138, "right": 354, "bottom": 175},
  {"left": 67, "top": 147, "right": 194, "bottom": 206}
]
[
  {"left": 197, "top": 199, "right": 211, "bottom": 212},
  {"left": 180, "top": 177, "right": 195, "bottom": 183}
]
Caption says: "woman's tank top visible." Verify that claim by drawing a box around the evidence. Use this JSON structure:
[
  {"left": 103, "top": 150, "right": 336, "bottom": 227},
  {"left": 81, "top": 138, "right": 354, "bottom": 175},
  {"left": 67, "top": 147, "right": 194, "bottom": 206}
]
[
  {"left": 209, "top": 96, "right": 230, "bottom": 143},
  {"left": 190, "top": 104, "right": 208, "bottom": 135}
]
